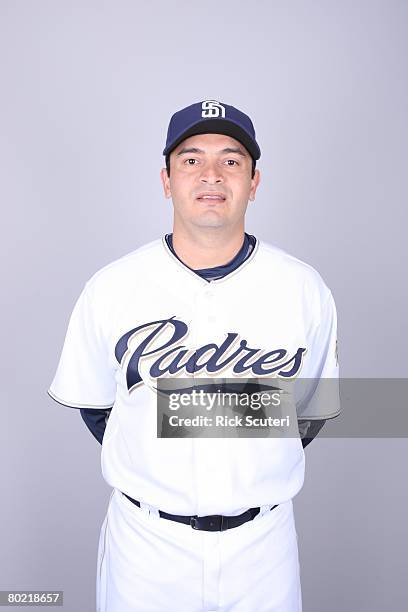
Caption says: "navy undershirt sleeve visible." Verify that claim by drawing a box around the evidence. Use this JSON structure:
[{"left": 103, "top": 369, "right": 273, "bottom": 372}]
[
  {"left": 299, "top": 419, "right": 326, "bottom": 448},
  {"left": 80, "top": 408, "right": 112, "bottom": 444}
]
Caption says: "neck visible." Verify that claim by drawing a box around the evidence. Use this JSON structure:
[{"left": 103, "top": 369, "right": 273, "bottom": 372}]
[{"left": 171, "top": 225, "right": 246, "bottom": 269}]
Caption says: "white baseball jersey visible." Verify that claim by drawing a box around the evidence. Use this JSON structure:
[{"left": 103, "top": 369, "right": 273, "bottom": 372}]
[{"left": 48, "top": 237, "right": 340, "bottom": 516}]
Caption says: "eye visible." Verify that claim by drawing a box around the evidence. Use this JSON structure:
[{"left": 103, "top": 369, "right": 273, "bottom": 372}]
[
  {"left": 184, "top": 158, "right": 198, "bottom": 165},
  {"left": 225, "top": 159, "right": 238, "bottom": 166}
]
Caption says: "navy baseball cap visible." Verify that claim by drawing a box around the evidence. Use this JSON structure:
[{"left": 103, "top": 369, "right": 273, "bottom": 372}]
[{"left": 163, "top": 100, "right": 261, "bottom": 161}]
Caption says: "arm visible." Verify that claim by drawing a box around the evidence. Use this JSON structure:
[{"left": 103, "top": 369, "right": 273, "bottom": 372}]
[
  {"left": 298, "top": 418, "right": 327, "bottom": 449},
  {"left": 80, "top": 408, "right": 112, "bottom": 444}
]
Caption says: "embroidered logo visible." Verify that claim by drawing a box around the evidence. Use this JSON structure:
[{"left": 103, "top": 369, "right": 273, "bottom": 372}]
[
  {"left": 115, "top": 316, "right": 307, "bottom": 393},
  {"left": 201, "top": 100, "right": 226, "bottom": 118}
]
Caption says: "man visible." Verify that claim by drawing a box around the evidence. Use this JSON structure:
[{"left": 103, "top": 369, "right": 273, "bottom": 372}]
[{"left": 48, "top": 99, "right": 340, "bottom": 612}]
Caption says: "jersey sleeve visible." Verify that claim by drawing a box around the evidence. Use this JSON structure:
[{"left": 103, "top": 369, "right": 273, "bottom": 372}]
[
  {"left": 295, "top": 289, "right": 340, "bottom": 420},
  {"left": 47, "top": 282, "right": 117, "bottom": 409}
]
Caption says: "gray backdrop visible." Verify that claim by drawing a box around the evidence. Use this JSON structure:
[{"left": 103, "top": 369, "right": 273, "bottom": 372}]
[{"left": 1, "top": 0, "right": 407, "bottom": 610}]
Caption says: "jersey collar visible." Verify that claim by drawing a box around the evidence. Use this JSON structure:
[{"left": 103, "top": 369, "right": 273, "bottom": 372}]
[{"left": 161, "top": 233, "right": 259, "bottom": 284}]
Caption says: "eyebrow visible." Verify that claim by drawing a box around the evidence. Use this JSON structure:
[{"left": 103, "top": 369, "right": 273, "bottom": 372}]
[{"left": 176, "top": 146, "right": 247, "bottom": 157}]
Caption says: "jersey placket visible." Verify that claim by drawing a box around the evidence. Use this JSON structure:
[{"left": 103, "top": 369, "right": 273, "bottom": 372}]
[{"left": 191, "top": 282, "right": 223, "bottom": 611}]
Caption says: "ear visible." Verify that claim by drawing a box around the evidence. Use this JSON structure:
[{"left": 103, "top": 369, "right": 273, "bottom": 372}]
[
  {"left": 249, "top": 169, "right": 261, "bottom": 201},
  {"left": 160, "top": 167, "right": 172, "bottom": 198}
]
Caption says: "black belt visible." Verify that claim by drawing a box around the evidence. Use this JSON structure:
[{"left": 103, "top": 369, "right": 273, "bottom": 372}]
[{"left": 122, "top": 492, "right": 278, "bottom": 532}]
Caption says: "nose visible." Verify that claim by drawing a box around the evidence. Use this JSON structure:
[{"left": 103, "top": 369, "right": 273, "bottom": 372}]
[{"left": 199, "top": 159, "right": 223, "bottom": 184}]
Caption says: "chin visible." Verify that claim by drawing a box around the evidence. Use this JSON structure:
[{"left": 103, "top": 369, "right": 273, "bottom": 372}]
[{"left": 191, "top": 216, "right": 226, "bottom": 229}]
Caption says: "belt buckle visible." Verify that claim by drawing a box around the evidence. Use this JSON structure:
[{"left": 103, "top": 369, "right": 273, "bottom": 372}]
[{"left": 190, "top": 514, "right": 225, "bottom": 531}]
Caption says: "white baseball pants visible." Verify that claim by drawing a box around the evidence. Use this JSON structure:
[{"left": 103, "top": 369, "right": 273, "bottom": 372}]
[{"left": 96, "top": 488, "right": 302, "bottom": 612}]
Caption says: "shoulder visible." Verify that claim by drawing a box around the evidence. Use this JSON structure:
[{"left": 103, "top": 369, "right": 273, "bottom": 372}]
[
  {"left": 83, "top": 238, "right": 164, "bottom": 298},
  {"left": 256, "top": 239, "right": 335, "bottom": 310}
]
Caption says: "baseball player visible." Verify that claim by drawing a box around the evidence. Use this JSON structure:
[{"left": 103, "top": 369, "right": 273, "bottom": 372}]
[{"left": 47, "top": 100, "right": 340, "bottom": 612}]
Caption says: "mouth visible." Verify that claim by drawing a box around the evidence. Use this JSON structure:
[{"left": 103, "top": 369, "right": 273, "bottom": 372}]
[{"left": 196, "top": 192, "right": 226, "bottom": 203}]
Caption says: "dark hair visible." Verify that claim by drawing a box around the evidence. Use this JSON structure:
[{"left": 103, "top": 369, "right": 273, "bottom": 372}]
[{"left": 165, "top": 155, "right": 256, "bottom": 179}]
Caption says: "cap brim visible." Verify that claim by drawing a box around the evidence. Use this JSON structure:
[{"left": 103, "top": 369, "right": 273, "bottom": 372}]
[{"left": 163, "top": 118, "right": 261, "bottom": 161}]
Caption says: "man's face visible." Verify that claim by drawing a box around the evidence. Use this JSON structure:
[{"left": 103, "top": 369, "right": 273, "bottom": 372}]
[{"left": 160, "top": 133, "right": 260, "bottom": 231}]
